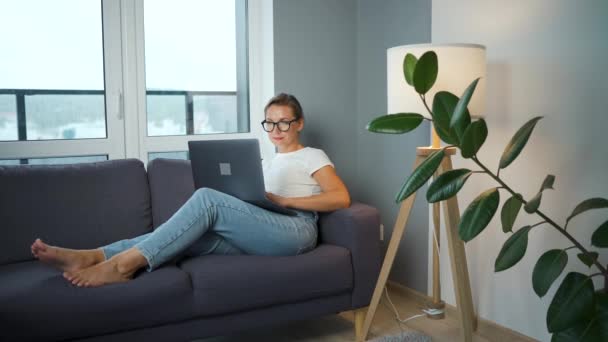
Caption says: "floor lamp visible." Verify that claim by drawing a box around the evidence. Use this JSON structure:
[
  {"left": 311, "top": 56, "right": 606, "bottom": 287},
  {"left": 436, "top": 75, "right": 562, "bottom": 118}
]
[{"left": 359, "top": 44, "right": 486, "bottom": 342}]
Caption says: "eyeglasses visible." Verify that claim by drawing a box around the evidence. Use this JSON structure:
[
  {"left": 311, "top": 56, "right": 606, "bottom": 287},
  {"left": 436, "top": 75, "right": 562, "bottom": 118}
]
[{"left": 261, "top": 119, "right": 299, "bottom": 132}]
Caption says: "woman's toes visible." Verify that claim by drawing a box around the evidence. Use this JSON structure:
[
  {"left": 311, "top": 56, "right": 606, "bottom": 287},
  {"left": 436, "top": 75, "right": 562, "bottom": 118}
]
[
  {"left": 34, "top": 239, "right": 46, "bottom": 251},
  {"left": 63, "top": 270, "right": 79, "bottom": 286}
]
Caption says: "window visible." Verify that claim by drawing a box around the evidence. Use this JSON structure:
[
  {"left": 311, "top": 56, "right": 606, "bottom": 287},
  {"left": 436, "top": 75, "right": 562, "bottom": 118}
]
[
  {"left": 0, "top": 155, "right": 107, "bottom": 165},
  {"left": 0, "top": 0, "right": 106, "bottom": 142},
  {"left": 0, "top": 0, "right": 125, "bottom": 162},
  {"left": 0, "top": 159, "right": 19, "bottom": 165},
  {"left": 0, "top": 95, "right": 17, "bottom": 141},
  {"left": 0, "top": 0, "right": 274, "bottom": 165},
  {"left": 148, "top": 151, "right": 188, "bottom": 161},
  {"left": 143, "top": 0, "right": 248, "bottom": 137},
  {"left": 136, "top": 0, "right": 255, "bottom": 165}
]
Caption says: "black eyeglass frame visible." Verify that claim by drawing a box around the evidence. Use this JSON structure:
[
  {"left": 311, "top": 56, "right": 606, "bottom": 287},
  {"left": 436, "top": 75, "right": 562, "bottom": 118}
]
[{"left": 260, "top": 119, "right": 299, "bottom": 132}]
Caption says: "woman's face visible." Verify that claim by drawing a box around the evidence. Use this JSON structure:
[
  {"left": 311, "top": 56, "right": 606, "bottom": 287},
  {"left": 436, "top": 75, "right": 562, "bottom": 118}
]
[{"left": 264, "top": 104, "right": 303, "bottom": 151}]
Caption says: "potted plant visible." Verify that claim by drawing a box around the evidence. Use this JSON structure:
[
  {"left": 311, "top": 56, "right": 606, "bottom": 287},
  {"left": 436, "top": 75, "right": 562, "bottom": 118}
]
[{"left": 366, "top": 50, "right": 607, "bottom": 341}]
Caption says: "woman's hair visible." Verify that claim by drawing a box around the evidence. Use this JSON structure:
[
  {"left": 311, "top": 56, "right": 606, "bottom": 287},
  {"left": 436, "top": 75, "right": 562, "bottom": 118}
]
[{"left": 264, "top": 93, "right": 304, "bottom": 120}]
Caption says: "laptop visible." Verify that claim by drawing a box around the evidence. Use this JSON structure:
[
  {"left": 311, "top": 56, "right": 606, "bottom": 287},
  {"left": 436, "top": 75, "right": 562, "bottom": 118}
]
[{"left": 188, "top": 139, "right": 298, "bottom": 216}]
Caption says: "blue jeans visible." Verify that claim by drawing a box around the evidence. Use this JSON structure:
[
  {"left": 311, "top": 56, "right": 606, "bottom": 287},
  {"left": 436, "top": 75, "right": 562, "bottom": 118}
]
[{"left": 101, "top": 188, "right": 318, "bottom": 270}]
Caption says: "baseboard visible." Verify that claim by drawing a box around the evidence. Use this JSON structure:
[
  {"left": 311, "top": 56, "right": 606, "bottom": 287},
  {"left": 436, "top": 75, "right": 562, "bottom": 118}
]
[{"left": 387, "top": 281, "right": 538, "bottom": 342}]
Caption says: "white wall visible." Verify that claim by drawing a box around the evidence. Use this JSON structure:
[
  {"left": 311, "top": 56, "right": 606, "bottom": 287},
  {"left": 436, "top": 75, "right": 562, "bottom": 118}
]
[{"left": 431, "top": 0, "right": 608, "bottom": 340}]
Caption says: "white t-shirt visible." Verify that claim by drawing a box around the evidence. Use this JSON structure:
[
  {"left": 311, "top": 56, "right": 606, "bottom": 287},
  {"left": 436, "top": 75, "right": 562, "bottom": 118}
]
[{"left": 262, "top": 147, "right": 334, "bottom": 198}]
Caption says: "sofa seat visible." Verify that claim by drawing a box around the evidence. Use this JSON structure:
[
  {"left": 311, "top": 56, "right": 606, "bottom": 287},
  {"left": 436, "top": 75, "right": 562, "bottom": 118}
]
[
  {"left": 180, "top": 244, "right": 353, "bottom": 316},
  {"left": 0, "top": 261, "right": 196, "bottom": 342}
]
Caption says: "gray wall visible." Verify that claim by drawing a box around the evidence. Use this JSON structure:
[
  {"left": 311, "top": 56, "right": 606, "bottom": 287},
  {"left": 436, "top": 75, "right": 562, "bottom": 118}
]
[
  {"left": 433, "top": 0, "right": 608, "bottom": 340},
  {"left": 273, "top": 0, "right": 432, "bottom": 293},
  {"left": 355, "top": 0, "right": 431, "bottom": 292},
  {"left": 273, "top": 0, "right": 358, "bottom": 188}
]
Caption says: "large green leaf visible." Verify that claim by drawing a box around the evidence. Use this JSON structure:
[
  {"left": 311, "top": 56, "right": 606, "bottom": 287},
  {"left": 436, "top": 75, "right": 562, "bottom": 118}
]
[
  {"left": 501, "top": 194, "right": 523, "bottom": 233},
  {"left": 591, "top": 220, "right": 608, "bottom": 247},
  {"left": 551, "top": 291, "right": 608, "bottom": 341},
  {"left": 431, "top": 91, "right": 460, "bottom": 145},
  {"left": 533, "top": 249, "right": 568, "bottom": 297},
  {"left": 499, "top": 116, "right": 543, "bottom": 169},
  {"left": 547, "top": 272, "right": 595, "bottom": 333},
  {"left": 524, "top": 174, "right": 555, "bottom": 213},
  {"left": 596, "top": 291, "right": 608, "bottom": 340},
  {"left": 449, "top": 78, "right": 479, "bottom": 141},
  {"left": 413, "top": 51, "right": 438, "bottom": 95},
  {"left": 403, "top": 53, "right": 417, "bottom": 86},
  {"left": 459, "top": 188, "right": 500, "bottom": 242},
  {"left": 577, "top": 252, "right": 599, "bottom": 268},
  {"left": 495, "top": 226, "right": 532, "bottom": 272},
  {"left": 551, "top": 318, "right": 604, "bottom": 342},
  {"left": 567, "top": 198, "right": 608, "bottom": 225},
  {"left": 366, "top": 113, "right": 424, "bottom": 134},
  {"left": 426, "top": 169, "right": 472, "bottom": 203},
  {"left": 460, "top": 119, "right": 488, "bottom": 159},
  {"left": 395, "top": 149, "right": 445, "bottom": 203}
]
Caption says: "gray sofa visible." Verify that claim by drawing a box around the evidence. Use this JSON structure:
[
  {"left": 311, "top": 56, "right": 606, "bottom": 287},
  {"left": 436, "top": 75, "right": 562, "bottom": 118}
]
[{"left": 0, "top": 158, "right": 381, "bottom": 341}]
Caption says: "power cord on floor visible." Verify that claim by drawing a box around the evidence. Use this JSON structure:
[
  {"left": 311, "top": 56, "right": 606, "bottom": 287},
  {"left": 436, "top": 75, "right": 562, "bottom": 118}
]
[
  {"left": 382, "top": 286, "right": 425, "bottom": 327},
  {"left": 380, "top": 210, "right": 446, "bottom": 332},
  {"left": 381, "top": 211, "right": 444, "bottom": 341}
]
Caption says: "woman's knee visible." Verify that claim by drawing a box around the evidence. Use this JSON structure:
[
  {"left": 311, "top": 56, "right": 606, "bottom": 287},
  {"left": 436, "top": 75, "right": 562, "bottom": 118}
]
[
  {"left": 194, "top": 187, "right": 216, "bottom": 198},
  {"left": 193, "top": 187, "right": 225, "bottom": 205}
]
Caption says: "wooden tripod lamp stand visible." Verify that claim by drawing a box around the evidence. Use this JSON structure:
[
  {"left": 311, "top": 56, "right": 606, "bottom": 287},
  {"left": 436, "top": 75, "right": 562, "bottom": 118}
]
[{"left": 358, "top": 44, "right": 486, "bottom": 342}]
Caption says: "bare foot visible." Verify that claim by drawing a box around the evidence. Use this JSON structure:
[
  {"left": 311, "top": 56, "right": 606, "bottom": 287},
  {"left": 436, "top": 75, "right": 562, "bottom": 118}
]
[
  {"left": 31, "top": 238, "right": 104, "bottom": 272},
  {"left": 63, "top": 260, "right": 132, "bottom": 287},
  {"left": 63, "top": 248, "right": 148, "bottom": 287}
]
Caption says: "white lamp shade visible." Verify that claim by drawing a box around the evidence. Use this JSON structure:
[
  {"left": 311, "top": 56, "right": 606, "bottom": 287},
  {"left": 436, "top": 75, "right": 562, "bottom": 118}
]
[{"left": 387, "top": 43, "right": 486, "bottom": 119}]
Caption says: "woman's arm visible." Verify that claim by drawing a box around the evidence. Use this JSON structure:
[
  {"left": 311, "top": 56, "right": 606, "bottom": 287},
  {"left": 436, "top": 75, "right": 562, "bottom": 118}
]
[{"left": 266, "top": 165, "right": 351, "bottom": 212}]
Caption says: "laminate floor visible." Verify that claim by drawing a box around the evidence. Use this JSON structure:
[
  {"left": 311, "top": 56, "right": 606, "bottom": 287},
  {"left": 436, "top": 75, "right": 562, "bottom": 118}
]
[{"left": 196, "top": 285, "right": 532, "bottom": 342}]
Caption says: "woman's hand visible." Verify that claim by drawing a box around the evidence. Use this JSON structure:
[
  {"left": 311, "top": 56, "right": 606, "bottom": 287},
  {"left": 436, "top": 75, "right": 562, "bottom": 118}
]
[{"left": 265, "top": 192, "right": 291, "bottom": 208}]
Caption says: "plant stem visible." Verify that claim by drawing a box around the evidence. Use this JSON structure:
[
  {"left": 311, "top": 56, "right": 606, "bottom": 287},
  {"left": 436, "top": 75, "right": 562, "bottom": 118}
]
[
  {"left": 471, "top": 156, "right": 608, "bottom": 276},
  {"left": 530, "top": 221, "right": 547, "bottom": 228},
  {"left": 420, "top": 94, "right": 434, "bottom": 118}
]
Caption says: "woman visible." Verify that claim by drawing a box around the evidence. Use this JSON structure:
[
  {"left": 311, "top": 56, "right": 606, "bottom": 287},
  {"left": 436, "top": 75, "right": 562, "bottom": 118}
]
[{"left": 30, "top": 93, "right": 350, "bottom": 288}]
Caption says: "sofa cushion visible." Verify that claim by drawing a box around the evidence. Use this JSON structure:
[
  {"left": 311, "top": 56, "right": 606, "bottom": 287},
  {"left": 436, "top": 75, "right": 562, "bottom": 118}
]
[
  {"left": 147, "top": 158, "right": 195, "bottom": 228},
  {"left": 0, "top": 260, "right": 195, "bottom": 342},
  {"left": 0, "top": 159, "right": 152, "bottom": 265},
  {"left": 179, "top": 244, "right": 353, "bottom": 317}
]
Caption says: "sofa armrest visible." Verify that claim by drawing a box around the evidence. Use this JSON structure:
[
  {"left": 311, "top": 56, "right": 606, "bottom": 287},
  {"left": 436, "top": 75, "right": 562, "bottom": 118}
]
[{"left": 318, "top": 202, "right": 381, "bottom": 308}]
